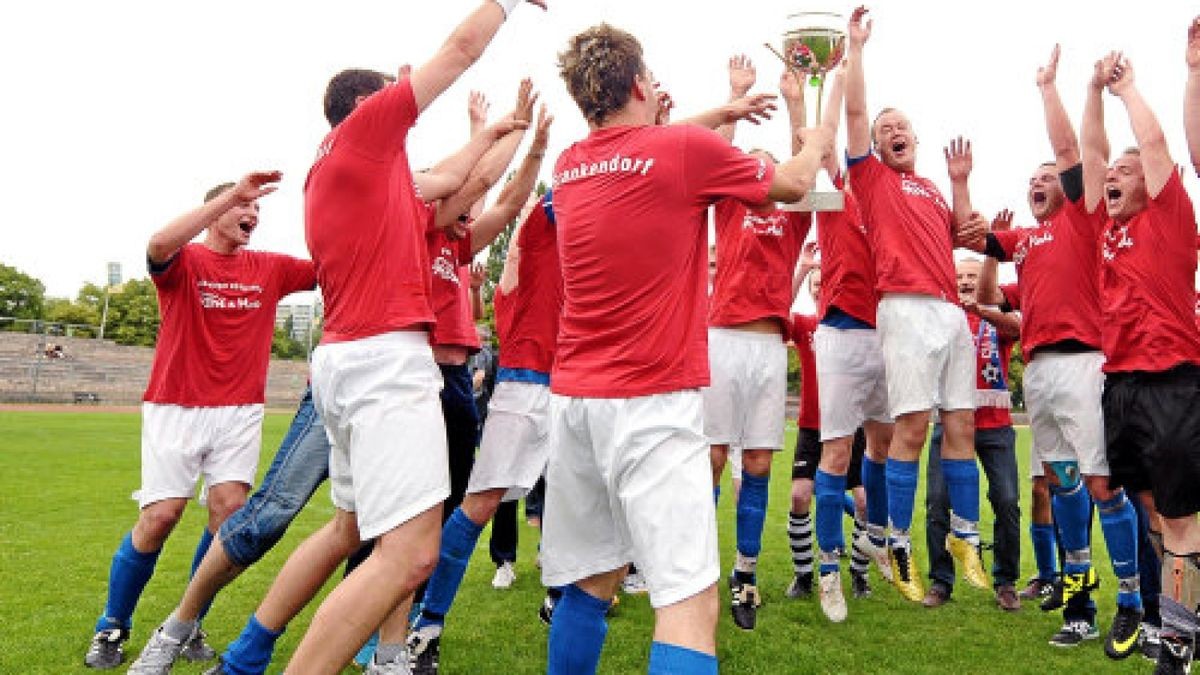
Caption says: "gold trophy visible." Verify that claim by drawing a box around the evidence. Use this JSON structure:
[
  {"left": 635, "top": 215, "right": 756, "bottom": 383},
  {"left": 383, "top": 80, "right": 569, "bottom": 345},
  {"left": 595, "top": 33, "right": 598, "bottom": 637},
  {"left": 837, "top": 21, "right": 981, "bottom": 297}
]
[{"left": 768, "top": 10, "right": 846, "bottom": 212}]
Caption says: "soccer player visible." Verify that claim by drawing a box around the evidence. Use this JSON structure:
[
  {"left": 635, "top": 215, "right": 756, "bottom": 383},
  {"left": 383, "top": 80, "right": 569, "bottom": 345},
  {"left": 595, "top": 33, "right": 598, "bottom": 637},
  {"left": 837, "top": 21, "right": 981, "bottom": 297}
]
[
  {"left": 964, "top": 46, "right": 1144, "bottom": 653},
  {"left": 542, "top": 23, "right": 836, "bottom": 674},
  {"left": 83, "top": 173, "right": 316, "bottom": 669},
  {"left": 205, "top": 4, "right": 547, "bottom": 674},
  {"left": 922, "top": 257, "right": 1021, "bottom": 611},
  {"left": 843, "top": 6, "right": 988, "bottom": 602},
  {"left": 704, "top": 54, "right": 818, "bottom": 631}
]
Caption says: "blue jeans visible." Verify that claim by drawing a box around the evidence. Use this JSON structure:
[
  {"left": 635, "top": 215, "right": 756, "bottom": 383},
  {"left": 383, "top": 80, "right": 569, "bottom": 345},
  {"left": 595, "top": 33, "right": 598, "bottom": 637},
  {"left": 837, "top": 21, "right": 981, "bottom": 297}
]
[
  {"left": 926, "top": 424, "right": 1021, "bottom": 590},
  {"left": 219, "top": 387, "right": 330, "bottom": 567}
]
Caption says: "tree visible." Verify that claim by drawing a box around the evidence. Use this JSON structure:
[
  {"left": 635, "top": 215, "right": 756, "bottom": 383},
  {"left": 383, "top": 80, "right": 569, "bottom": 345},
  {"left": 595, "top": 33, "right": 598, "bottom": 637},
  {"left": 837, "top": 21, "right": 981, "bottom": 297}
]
[
  {"left": 105, "top": 279, "right": 160, "bottom": 346},
  {"left": 43, "top": 297, "right": 100, "bottom": 337},
  {"left": 0, "top": 263, "right": 45, "bottom": 325}
]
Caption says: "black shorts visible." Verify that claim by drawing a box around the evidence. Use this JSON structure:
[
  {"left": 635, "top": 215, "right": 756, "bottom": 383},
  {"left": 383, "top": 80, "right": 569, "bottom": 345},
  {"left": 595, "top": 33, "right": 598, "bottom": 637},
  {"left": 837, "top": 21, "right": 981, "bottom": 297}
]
[
  {"left": 1103, "top": 364, "right": 1200, "bottom": 519},
  {"left": 792, "top": 427, "right": 865, "bottom": 488}
]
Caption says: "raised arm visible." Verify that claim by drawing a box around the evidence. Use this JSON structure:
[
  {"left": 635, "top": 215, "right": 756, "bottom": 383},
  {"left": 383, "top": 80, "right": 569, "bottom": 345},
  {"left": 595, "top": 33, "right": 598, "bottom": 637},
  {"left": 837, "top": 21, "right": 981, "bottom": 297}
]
[
  {"left": 845, "top": 6, "right": 872, "bottom": 158},
  {"left": 469, "top": 261, "right": 486, "bottom": 320},
  {"left": 1081, "top": 54, "right": 1116, "bottom": 212},
  {"left": 769, "top": 65, "right": 845, "bottom": 202},
  {"left": 466, "top": 91, "right": 494, "bottom": 219},
  {"left": 976, "top": 209, "right": 1012, "bottom": 306},
  {"left": 1108, "top": 57, "right": 1175, "bottom": 198},
  {"left": 780, "top": 70, "right": 807, "bottom": 155},
  {"left": 1037, "top": 45, "right": 1081, "bottom": 170},
  {"left": 469, "top": 106, "right": 553, "bottom": 255},
  {"left": 791, "top": 241, "right": 819, "bottom": 301},
  {"left": 147, "top": 171, "right": 280, "bottom": 264},
  {"left": 1186, "top": 17, "right": 1200, "bottom": 175},
  {"left": 716, "top": 55, "right": 757, "bottom": 142},
  {"left": 945, "top": 136, "right": 974, "bottom": 226},
  {"left": 674, "top": 94, "right": 777, "bottom": 131},
  {"left": 415, "top": 110, "right": 525, "bottom": 202}
]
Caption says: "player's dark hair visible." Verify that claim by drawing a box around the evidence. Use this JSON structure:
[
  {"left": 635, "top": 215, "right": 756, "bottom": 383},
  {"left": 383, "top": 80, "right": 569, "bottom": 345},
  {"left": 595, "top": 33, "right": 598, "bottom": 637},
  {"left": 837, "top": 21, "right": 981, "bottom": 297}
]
[
  {"left": 324, "top": 69, "right": 394, "bottom": 127},
  {"left": 558, "top": 24, "right": 646, "bottom": 126},
  {"left": 204, "top": 182, "right": 235, "bottom": 203}
]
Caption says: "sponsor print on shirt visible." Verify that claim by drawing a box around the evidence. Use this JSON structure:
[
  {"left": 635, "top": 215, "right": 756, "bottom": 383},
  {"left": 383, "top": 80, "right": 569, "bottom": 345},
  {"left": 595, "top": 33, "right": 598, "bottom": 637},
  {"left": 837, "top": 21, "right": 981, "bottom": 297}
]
[
  {"left": 432, "top": 246, "right": 461, "bottom": 285},
  {"left": 1012, "top": 228, "right": 1054, "bottom": 268},
  {"left": 899, "top": 175, "right": 949, "bottom": 211},
  {"left": 1102, "top": 222, "right": 1135, "bottom": 262},
  {"left": 742, "top": 212, "right": 788, "bottom": 238},
  {"left": 197, "top": 280, "right": 264, "bottom": 311}
]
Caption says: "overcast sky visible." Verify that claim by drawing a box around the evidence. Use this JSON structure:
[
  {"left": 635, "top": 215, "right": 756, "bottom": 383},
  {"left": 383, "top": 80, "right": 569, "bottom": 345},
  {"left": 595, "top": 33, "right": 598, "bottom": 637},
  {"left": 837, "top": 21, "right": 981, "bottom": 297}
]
[{"left": 3, "top": 1, "right": 1198, "bottom": 313}]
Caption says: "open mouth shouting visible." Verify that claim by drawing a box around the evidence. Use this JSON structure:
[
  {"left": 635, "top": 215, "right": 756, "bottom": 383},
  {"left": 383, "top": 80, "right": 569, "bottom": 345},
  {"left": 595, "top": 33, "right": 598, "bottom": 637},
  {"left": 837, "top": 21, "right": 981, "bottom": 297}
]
[
  {"left": 238, "top": 217, "right": 257, "bottom": 236},
  {"left": 1031, "top": 190, "right": 1047, "bottom": 205}
]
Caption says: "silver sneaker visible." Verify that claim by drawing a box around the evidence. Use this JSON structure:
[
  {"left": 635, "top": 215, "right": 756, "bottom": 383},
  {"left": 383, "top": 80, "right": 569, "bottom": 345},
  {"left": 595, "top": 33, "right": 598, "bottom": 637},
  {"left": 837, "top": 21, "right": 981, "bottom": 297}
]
[
  {"left": 181, "top": 625, "right": 217, "bottom": 662},
  {"left": 128, "top": 627, "right": 185, "bottom": 675},
  {"left": 364, "top": 650, "right": 414, "bottom": 675},
  {"left": 852, "top": 529, "right": 893, "bottom": 583},
  {"left": 819, "top": 572, "right": 848, "bottom": 623},
  {"left": 84, "top": 628, "right": 128, "bottom": 669}
]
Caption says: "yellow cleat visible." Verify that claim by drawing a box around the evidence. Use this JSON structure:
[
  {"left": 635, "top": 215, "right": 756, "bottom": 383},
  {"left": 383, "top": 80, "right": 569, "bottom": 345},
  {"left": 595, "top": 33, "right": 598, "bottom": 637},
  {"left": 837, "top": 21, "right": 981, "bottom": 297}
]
[
  {"left": 888, "top": 545, "right": 925, "bottom": 603},
  {"left": 946, "top": 534, "right": 990, "bottom": 590}
]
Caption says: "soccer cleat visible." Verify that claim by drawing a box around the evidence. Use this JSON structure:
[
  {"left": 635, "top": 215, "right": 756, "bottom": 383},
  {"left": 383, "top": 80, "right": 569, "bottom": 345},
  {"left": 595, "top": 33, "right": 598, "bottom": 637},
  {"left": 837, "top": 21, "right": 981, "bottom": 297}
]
[
  {"left": 1018, "top": 575, "right": 1056, "bottom": 601},
  {"left": 785, "top": 572, "right": 813, "bottom": 600},
  {"left": 365, "top": 650, "right": 414, "bottom": 675},
  {"left": 888, "top": 544, "right": 924, "bottom": 603},
  {"left": 818, "top": 572, "right": 847, "bottom": 623},
  {"left": 621, "top": 570, "right": 649, "bottom": 595},
  {"left": 1049, "top": 620, "right": 1100, "bottom": 647},
  {"left": 945, "top": 534, "right": 989, "bottom": 590},
  {"left": 729, "top": 578, "right": 762, "bottom": 631},
  {"left": 850, "top": 571, "right": 872, "bottom": 599},
  {"left": 1040, "top": 568, "right": 1099, "bottom": 612},
  {"left": 1104, "top": 605, "right": 1144, "bottom": 660},
  {"left": 406, "top": 629, "right": 440, "bottom": 675},
  {"left": 491, "top": 561, "right": 516, "bottom": 590},
  {"left": 852, "top": 530, "right": 893, "bottom": 583},
  {"left": 127, "top": 627, "right": 185, "bottom": 674},
  {"left": 181, "top": 625, "right": 217, "bottom": 662},
  {"left": 995, "top": 585, "right": 1021, "bottom": 612},
  {"left": 922, "top": 582, "right": 951, "bottom": 609},
  {"left": 1141, "top": 623, "right": 1163, "bottom": 662},
  {"left": 84, "top": 628, "right": 128, "bottom": 669},
  {"left": 538, "top": 592, "right": 557, "bottom": 626},
  {"left": 1155, "top": 635, "right": 1195, "bottom": 675},
  {"left": 201, "top": 658, "right": 230, "bottom": 675}
]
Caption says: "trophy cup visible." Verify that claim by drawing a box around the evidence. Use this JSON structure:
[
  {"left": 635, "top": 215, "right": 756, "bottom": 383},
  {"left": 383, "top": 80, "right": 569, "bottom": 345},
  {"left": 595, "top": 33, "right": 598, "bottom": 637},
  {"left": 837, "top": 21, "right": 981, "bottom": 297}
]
[{"left": 767, "top": 10, "right": 846, "bottom": 212}]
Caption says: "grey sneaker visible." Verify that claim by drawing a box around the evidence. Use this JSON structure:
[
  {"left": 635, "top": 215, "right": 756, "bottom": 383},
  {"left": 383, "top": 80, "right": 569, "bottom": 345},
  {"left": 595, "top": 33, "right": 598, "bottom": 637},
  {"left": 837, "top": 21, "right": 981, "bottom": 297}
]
[
  {"left": 201, "top": 658, "right": 229, "bottom": 675},
  {"left": 181, "top": 625, "right": 217, "bottom": 662},
  {"left": 84, "top": 628, "right": 128, "bottom": 669},
  {"left": 128, "top": 627, "right": 185, "bottom": 674},
  {"left": 364, "top": 650, "right": 414, "bottom": 675}
]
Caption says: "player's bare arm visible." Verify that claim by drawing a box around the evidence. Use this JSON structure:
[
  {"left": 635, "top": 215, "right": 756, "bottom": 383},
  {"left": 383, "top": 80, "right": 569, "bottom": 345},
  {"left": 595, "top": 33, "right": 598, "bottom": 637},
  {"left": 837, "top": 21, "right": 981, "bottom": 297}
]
[
  {"left": 945, "top": 136, "right": 975, "bottom": 228},
  {"left": 147, "top": 170, "right": 280, "bottom": 264},
  {"left": 1037, "top": 44, "right": 1081, "bottom": 170},
  {"left": 844, "top": 5, "right": 872, "bottom": 159},
  {"left": 780, "top": 70, "right": 807, "bottom": 156},
  {"left": 1081, "top": 53, "right": 1116, "bottom": 212},
  {"left": 1108, "top": 56, "right": 1175, "bottom": 199},
  {"left": 1186, "top": 17, "right": 1200, "bottom": 174},
  {"left": 976, "top": 209, "right": 1012, "bottom": 306},
  {"left": 791, "top": 241, "right": 819, "bottom": 302},
  {"left": 409, "top": 0, "right": 547, "bottom": 113},
  {"left": 469, "top": 105, "right": 554, "bottom": 255},
  {"left": 769, "top": 64, "right": 844, "bottom": 202},
  {"left": 416, "top": 110, "right": 528, "bottom": 202},
  {"left": 674, "top": 93, "right": 778, "bottom": 131}
]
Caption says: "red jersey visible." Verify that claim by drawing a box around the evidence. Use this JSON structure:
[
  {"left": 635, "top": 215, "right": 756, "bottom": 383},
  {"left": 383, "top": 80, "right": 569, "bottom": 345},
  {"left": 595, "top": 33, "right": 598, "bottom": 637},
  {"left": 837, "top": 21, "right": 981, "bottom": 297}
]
[
  {"left": 305, "top": 79, "right": 433, "bottom": 344},
  {"left": 708, "top": 200, "right": 811, "bottom": 333},
  {"left": 848, "top": 154, "right": 956, "bottom": 301},
  {"left": 550, "top": 124, "right": 773, "bottom": 397},
  {"left": 1098, "top": 172, "right": 1200, "bottom": 373},
  {"left": 816, "top": 180, "right": 878, "bottom": 325},
  {"left": 427, "top": 222, "right": 480, "bottom": 350},
  {"left": 966, "top": 313, "right": 1014, "bottom": 429},
  {"left": 791, "top": 314, "right": 819, "bottom": 429},
  {"left": 495, "top": 197, "right": 562, "bottom": 374},
  {"left": 145, "top": 243, "right": 315, "bottom": 406},
  {"left": 993, "top": 196, "right": 1103, "bottom": 361}
]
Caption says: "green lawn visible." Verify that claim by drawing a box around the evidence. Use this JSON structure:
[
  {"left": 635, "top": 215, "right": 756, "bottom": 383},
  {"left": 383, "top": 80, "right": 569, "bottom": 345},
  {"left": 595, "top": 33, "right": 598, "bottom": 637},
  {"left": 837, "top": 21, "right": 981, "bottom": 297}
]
[{"left": 0, "top": 411, "right": 1149, "bottom": 674}]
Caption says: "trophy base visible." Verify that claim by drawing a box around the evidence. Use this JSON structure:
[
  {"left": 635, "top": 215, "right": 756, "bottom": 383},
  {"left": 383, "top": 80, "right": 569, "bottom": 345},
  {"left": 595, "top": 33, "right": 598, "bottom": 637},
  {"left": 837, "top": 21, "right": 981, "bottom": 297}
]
[{"left": 779, "top": 189, "right": 844, "bottom": 213}]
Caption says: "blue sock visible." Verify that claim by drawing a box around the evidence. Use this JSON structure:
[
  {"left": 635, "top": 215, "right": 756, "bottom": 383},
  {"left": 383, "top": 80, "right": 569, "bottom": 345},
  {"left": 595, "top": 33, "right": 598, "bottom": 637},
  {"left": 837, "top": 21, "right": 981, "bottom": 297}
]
[
  {"left": 861, "top": 457, "right": 888, "bottom": 542},
  {"left": 735, "top": 471, "right": 770, "bottom": 582},
  {"left": 648, "top": 641, "right": 718, "bottom": 675},
  {"left": 1050, "top": 482, "right": 1092, "bottom": 575},
  {"left": 95, "top": 532, "right": 160, "bottom": 632},
  {"left": 713, "top": 485, "right": 721, "bottom": 507},
  {"left": 189, "top": 528, "right": 216, "bottom": 620},
  {"left": 1031, "top": 523, "right": 1058, "bottom": 581},
  {"left": 885, "top": 458, "right": 918, "bottom": 535},
  {"left": 940, "top": 458, "right": 981, "bottom": 536},
  {"left": 221, "top": 614, "right": 283, "bottom": 675},
  {"left": 547, "top": 584, "right": 609, "bottom": 675},
  {"left": 1096, "top": 492, "right": 1141, "bottom": 609},
  {"left": 814, "top": 470, "right": 847, "bottom": 575},
  {"left": 842, "top": 492, "right": 857, "bottom": 518},
  {"left": 415, "top": 507, "right": 485, "bottom": 629}
]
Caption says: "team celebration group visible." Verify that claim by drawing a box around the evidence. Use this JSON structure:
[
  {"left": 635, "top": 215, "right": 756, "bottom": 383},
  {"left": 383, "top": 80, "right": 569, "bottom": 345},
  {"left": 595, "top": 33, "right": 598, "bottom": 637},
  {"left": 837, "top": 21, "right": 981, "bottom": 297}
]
[{"left": 77, "top": 2, "right": 1200, "bottom": 673}]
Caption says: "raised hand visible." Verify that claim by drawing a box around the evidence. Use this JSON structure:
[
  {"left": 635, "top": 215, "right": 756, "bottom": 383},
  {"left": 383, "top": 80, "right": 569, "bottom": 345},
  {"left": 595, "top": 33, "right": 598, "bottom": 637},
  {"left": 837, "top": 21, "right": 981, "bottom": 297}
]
[
  {"left": 728, "top": 54, "right": 757, "bottom": 97},
  {"left": 512, "top": 78, "right": 537, "bottom": 124},
  {"left": 531, "top": 104, "right": 553, "bottom": 152},
  {"left": 232, "top": 171, "right": 283, "bottom": 203},
  {"left": 468, "top": 91, "right": 490, "bottom": 130},
  {"left": 1189, "top": 17, "right": 1200, "bottom": 70},
  {"left": 470, "top": 261, "right": 487, "bottom": 290},
  {"left": 991, "top": 208, "right": 1014, "bottom": 233},
  {"left": 780, "top": 70, "right": 804, "bottom": 106},
  {"left": 1107, "top": 56, "right": 1135, "bottom": 96},
  {"left": 1092, "top": 51, "right": 1122, "bottom": 90},
  {"left": 943, "top": 136, "right": 973, "bottom": 182},
  {"left": 655, "top": 87, "right": 674, "bottom": 126},
  {"left": 848, "top": 6, "right": 872, "bottom": 49},
  {"left": 1036, "top": 44, "right": 1060, "bottom": 88},
  {"left": 726, "top": 93, "right": 778, "bottom": 126}
]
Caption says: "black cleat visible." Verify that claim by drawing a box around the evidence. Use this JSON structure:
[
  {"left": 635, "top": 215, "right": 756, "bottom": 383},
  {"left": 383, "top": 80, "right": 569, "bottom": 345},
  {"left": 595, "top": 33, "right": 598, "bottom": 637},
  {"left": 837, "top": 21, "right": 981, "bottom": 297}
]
[
  {"left": 785, "top": 572, "right": 813, "bottom": 599},
  {"left": 538, "top": 591, "right": 558, "bottom": 626},
  {"left": 851, "top": 570, "right": 872, "bottom": 599},
  {"left": 729, "top": 577, "right": 761, "bottom": 631},
  {"left": 1155, "top": 635, "right": 1195, "bottom": 675},
  {"left": 1040, "top": 568, "right": 1099, "bottom": 612},
  {"left": 407, "top": 630, "right": 440, "bottom": 675},
  {"left": 84, "top": 628, "right": 129, "bottom": 669},
  {"left": 1049, "top": 620, "right": 1099, "bottom": 647},
  {"left": 1105, "top": 605, "right": 1144, "bottom": 660}
]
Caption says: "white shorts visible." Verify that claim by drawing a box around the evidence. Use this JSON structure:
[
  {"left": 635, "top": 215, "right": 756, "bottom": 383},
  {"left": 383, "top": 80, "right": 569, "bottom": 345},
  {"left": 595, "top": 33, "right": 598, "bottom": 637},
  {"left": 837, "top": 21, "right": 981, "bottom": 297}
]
[
  {"left": 541, "top": 390, "right": 719, "bottom": 609},
  {"left": 876, "top": 294, "right": 976, "bottom": 417},
  {"left": 311, "top": 331, "right": 449, "bottom": 541},
  {"left": 1026, "top": 350, "right": 1108, "bottom": 476},
  {"left": 701, "top": 327, "right": 787, "bottom": 450},
  {"left": 136, "top": 403, "right": 264, "bottom": 508},
  {"left": 466, "top": 380, "right": 551, "bottom": 501},
  {"left": 814, "top": 325, "right": 892, "bottom": 440}
]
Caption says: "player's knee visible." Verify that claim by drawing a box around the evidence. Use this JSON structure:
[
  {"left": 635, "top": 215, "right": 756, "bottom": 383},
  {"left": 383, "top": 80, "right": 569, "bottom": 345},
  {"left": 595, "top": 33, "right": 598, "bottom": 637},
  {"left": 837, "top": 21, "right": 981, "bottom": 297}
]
[
  {"left": 137, "top": 500, "right": 186, "bottom": 545},
  {"left": 1084, "top": 475, "right": 1118, "bottom": 502},
  {"left": 741, "top": 450, "right": 772, "bottom": 476},
  {"left": 462, "top": 491, "right": 503, "bottom": 525},
  {"left": 206, "top": 491, "right": 248, "bottom": 526},
  {"left": 791, "top": 480, "right": 813, "bottom": 509}
]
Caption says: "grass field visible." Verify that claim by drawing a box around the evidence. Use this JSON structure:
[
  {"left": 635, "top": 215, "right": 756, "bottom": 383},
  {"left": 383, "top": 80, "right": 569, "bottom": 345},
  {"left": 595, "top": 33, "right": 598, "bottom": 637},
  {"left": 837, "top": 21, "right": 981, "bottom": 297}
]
[{"left": 0, "top": 410, "right": 1153, "bottom": 674}]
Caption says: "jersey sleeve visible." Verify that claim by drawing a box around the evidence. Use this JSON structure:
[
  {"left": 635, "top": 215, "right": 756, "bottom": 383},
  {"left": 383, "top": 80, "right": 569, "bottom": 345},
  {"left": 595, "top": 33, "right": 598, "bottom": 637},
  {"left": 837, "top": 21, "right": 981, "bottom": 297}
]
[
  {"left": 682, "top": 126, "right": 774, "bottom": 206},
  {"left": 276, "top": 255, "right": 318, "bottom": 296},
  {"left": 846, "top": 154, "right": 883, "bottom": 218},
  {"left": 148, "top": 246, "right": 190, "bottom": 290},
  {"left": 1152, "top": 170, "right": 1198, "bottom": 242},
  {"left": 1000, "top": 282, "right": 1021, "bottom": 311},
  {"left": 337, "top": 78, "right": 419, "bottom": 161}
]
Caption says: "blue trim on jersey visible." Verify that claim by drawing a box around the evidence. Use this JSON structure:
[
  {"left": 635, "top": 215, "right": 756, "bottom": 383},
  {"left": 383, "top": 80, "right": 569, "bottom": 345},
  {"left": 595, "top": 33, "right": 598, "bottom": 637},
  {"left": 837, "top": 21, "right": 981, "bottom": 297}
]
[
  {"left": 542, "top": 189, "right": 556, "bottom": 225},
  {"left": 819, "top": 307, "right": 872, "bottom": 330},
  {"left": 497, "top": 367, "right": 550, "bottom": 386},
  {"left": 846, "top": 151, "right": 871, "bottom": 168}
]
